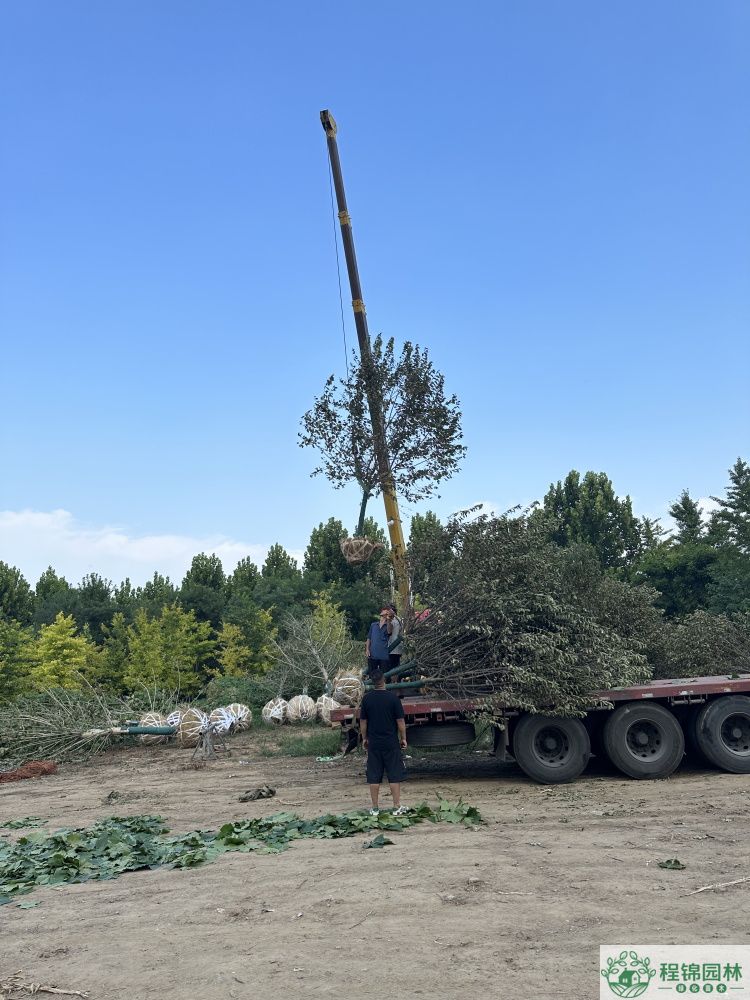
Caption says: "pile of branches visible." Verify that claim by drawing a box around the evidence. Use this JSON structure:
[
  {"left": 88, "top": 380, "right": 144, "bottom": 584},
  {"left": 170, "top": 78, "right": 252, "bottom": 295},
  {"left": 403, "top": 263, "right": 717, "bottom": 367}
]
[{"left": 408, "top": 513, "right": 652, "bottom": 717}]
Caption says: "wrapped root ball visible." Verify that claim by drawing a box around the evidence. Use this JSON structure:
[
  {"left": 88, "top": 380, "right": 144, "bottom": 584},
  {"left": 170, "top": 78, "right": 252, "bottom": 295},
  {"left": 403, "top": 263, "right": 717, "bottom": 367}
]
[
  {"left": 332, "top": 673, "right": 364, "bottom": 707},
  {"left": 316, "top": 695, "right": 341, "bottom": 725},
  {"left": 287, "top": 694, "right": 317, "bottom": 723},
  {"left": 208, "top": 706, "right": 235, "bottom": 734},
  {"left": 178, "top": 707, "right": 209, "bottom": 747},
  {"left": 139, "top": 711, "right": 168, "bottom": 745},
  {"left": 165, "top": 709, "right": 183, "bottom": 729},
  {"left": 262, "top": 697, "right": 288, "bottom": 726},
  {"left": 225, "top": 702, "right": 252, "bottom": 730}
]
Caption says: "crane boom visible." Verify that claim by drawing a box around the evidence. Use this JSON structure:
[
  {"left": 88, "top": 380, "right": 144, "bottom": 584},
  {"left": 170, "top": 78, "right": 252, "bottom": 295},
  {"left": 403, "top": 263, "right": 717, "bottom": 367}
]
[{"left": 320, "top": 109, "right": 410, "bottom": 612}]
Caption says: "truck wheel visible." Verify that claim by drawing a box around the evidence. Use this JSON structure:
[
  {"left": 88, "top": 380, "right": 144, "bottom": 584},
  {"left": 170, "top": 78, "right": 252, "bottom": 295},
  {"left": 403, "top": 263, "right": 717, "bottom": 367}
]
[
  {"left": 603, "top": 703, "right": 684, "bottom": 779},
  {"left": 406, "top": 722, "right": 476, "bottom": 747},
  {"left": 695, "top": 696, "right": 750, "bottom": 774},
  {"left": 511, "top": 714, "right": 590, "bottom": 784}
]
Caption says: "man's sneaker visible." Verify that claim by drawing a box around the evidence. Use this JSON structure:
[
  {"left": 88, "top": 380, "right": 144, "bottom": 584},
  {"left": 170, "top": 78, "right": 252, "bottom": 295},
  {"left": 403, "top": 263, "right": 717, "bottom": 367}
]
[
  {"left": 369, "top": 808, "right": 380, "bottom": 817},
  {"left": 393, "top": 806, "right": 408, "bottom": 816}
]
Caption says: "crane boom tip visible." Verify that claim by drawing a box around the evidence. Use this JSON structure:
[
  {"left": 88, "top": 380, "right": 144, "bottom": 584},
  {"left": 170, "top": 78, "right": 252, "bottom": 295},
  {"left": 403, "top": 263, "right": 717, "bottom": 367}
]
[{"left": 320, "top": 109, "right": 337, "bottom": 137}]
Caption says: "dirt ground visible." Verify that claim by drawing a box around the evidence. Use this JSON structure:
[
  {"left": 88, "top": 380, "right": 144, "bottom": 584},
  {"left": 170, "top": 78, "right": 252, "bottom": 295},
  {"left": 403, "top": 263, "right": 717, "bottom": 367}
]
[{"left": 1, "top": 731, "right": 749, "bottom": 1000}]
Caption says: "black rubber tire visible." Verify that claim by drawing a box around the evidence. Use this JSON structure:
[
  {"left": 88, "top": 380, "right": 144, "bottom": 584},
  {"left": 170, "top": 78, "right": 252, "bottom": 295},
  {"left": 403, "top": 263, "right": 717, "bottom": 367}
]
[
  {"left": 695, "top": 696, "right": 750, "bottom": 774},
  {"left": 511, "top": 714, "right": 590, "bottom": 784},
  {"left": 406, "top": 722, "right": 476, "bottom": 747},
  {"left": 684, "top": 705, "right": 709, "bottom": 765},
  {"left": 603, "top": 702, "right": 684, "bottom": 779}
]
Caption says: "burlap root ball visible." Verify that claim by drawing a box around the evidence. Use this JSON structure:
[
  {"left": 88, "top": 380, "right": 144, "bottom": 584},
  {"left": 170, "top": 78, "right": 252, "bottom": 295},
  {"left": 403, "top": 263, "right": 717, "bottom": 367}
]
[
  {"left": 261, "top": 697, "right": 288, "bottom": 726},
  {"left": 225, "top": 702, "right": 252, "bottom": 730},
  {"left": 178, "top": 707, "right": 209, "bottom": 747},
  {"left": 332, "top": 673, "right": 365, "bottom": 707},
  {"left": 138, "top": 712, "right": 168, "bottom": 745},
  {"left": 286, "top": 694, "right": 317, "bottom": 723},
  {"left": 316, "top": 694, "right": 341, "bottom": 725},
  {"left": 208, "top": 706, "right": 236, "bottom": 734}
]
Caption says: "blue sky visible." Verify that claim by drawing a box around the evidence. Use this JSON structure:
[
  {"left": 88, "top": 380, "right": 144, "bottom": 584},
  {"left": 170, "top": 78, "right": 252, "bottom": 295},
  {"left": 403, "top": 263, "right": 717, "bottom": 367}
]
[{"left": 1, "top": 1, "right": 748, "bottom": 586}]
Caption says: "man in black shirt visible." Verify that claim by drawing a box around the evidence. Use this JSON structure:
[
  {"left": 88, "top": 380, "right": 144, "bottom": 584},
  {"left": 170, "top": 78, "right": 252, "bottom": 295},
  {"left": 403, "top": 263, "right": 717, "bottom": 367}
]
[{"left": 359, "top": 668, "right": 408, "bottom": 815}]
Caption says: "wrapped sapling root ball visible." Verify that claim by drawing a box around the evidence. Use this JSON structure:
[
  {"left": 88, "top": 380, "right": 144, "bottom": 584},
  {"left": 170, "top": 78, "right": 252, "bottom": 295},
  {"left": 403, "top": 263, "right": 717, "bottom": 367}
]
[
  {"left": 178, "top": 707, "right": 209, "bottom": 747},
  {"left": 262, "top": 697, "right": 288, "bottom": 726},
  {"left": 139, "top": 712, "right": 168, "bottom": 745},
  {"left": 208, "top": 706, "right": 235, "bottom": 734},
  {"left": 287, "top": 694, "right": 317, "bottom": 723},
  {"left": 225, "top": 702, "right": 252, "bottom": 730},
  {"left": 332, "top": 673, "right": 364, "bottom": 707}
]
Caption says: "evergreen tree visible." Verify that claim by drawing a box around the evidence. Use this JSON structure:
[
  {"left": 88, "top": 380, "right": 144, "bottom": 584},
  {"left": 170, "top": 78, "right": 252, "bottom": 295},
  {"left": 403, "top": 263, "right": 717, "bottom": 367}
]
[
  {"left": 31, "top": 612, "right": 91, "bottom": 688},
  {"left": 0, "top": 561, "right": 34, "bottom": 625},
  {"left": 669, "top": 491, "right": 703, "bottom": 544}
]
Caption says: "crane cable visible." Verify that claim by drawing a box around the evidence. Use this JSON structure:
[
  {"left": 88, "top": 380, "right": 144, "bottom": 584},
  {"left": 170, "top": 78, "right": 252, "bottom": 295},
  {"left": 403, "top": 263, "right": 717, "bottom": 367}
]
[{"left": 326, "top": 156, "right": 350, "bottom": 373}]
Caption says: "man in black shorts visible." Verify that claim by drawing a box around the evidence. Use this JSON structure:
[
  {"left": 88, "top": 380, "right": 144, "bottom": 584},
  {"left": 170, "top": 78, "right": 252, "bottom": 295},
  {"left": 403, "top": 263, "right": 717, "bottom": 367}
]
[{"left": 359, "top": 667, "right": 408, "bottom": 815}]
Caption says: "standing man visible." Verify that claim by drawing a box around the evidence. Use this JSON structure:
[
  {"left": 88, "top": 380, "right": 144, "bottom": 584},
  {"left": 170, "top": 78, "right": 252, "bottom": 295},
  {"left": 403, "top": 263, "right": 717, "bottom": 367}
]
[
  {"left": 386, "top": 603, "right": 403, "bottom": 671},
  {"left": 366, "top": 605, "right": 391, "bottom": 676},
  {"left": 359, "top": 667, "right": 408, "bottom": 815}
]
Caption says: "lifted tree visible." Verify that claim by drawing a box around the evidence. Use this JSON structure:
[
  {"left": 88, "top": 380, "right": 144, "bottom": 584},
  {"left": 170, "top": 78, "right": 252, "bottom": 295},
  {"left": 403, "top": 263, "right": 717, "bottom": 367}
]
[{"left": 300, "top": 335, "right": 465, "bottom": 536}]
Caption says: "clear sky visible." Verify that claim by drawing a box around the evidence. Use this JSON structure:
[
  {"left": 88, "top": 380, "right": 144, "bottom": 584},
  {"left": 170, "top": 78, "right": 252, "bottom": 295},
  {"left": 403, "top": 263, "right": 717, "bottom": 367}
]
[{"left": 1, "top": 1, "right": 748, "bottom": 587}]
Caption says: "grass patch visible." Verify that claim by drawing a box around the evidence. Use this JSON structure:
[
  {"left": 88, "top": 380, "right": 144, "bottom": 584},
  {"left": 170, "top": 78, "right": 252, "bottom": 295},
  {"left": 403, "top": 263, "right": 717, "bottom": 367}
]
[{"left": 256, "top": 725, "right": 342, "bottom": 759}]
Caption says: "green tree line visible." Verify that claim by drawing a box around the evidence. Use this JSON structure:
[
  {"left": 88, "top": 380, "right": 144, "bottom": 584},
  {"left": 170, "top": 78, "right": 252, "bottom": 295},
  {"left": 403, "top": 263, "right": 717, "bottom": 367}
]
[{"left": 1, "top": 459, "right": 748, "bottom": 703}]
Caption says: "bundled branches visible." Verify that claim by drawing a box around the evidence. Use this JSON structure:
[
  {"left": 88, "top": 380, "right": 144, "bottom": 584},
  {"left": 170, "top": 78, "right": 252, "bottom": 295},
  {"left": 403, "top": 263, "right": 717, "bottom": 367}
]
[{"left": 407, "top": 513, "right": 651, "bottom": 716}]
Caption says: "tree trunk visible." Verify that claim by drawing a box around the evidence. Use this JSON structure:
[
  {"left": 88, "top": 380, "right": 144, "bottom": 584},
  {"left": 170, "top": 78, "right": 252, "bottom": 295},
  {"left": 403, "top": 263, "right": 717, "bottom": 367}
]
[{"left": 356, "top": 490, "right": 371, "bottom": 536}]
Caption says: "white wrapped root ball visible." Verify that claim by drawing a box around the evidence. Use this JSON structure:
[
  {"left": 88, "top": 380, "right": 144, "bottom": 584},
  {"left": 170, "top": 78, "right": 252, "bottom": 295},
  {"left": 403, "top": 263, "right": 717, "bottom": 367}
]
[
  {"left": 178, "top": 707, "right": 209, "bottom": 747},
  {"left": 332, "top": 673, "right": 364, "bottom": 707},
  {"left": 262, "top": 697, "right": 288, "bottom": 726},
  {"left": 165, "top": 709, "right": 184, "bottom": 729},
  {"left": 208, "top": 706, "right": 236, "bottom": 734},
  {"left": 287, "top": 694, "right": 317, "bottom": 723},
  {"left": 225, "top": 702, "right": 252, "bottom": 730},
  {"left": 139, "top": 711, "right": 168, "bottom": 745},
  {"left": 316, "top": 695, "right": 341, "bottom": 725}
]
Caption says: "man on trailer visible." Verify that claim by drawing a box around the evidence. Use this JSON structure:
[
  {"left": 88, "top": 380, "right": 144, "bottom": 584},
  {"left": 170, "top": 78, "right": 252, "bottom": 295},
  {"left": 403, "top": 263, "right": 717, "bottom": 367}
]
[
  {"left": 360, "top": 667, "right": 408, "bottom": 815},
  {"left": 366, "top": 606, "right": 392, "bottom": 676}
]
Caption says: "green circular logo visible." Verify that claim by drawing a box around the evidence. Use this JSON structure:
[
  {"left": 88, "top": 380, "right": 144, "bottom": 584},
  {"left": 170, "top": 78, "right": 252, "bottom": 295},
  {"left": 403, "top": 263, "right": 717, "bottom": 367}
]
[{"left": 601, "top": 951, "right": 656, "bottom": 998}]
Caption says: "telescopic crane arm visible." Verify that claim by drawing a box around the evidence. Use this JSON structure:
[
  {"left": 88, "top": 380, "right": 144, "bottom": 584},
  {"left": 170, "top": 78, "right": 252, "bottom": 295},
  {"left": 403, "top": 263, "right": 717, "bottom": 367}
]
[{"left": 320, "top": 110, "right": 410, "bottom": 612}]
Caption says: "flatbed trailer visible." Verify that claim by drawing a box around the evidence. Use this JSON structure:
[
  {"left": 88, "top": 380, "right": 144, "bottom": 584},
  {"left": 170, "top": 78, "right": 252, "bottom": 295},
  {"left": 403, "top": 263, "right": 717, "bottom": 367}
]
[{"left": 330, "top": 674, "right": 750, "bottom": 784}]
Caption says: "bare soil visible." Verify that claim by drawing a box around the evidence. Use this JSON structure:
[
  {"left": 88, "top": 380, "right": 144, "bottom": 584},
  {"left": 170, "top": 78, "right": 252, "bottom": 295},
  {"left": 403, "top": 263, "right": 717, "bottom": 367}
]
[{"left": 1, "top": 732, "right": 749, "bottom": 1000}]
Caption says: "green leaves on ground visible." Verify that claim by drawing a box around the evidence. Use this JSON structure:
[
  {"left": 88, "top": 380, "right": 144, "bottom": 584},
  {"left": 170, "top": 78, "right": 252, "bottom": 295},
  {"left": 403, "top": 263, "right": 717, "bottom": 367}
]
[
  {"left": 658, "top": 858, "right": 686, "bottom": 870},
  {"left": 363, "top": 834, "right": 394, "bottom": 849},
  {"left": 0, "top": 801, "right": 481, "bottom": 905},
  {"left": 0, "top": 818, "right": 47, "bottom": 830}
]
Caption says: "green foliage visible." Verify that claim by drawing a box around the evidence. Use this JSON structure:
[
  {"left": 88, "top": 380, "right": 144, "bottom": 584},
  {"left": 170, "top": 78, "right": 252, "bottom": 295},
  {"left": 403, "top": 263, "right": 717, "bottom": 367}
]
[
  {"left": 638, "top": 541, "right": 717, "bottom": 616},
  {"left": 180, "top": 553, "right": 227, "bottom": 628},
  {"left": 300, "top": 335, "right": 466, "bottom": 530},
  {"left": 538, "top": 470, "right": 643, "bottom": 569},
  {"left": 202, "top": 673, "right": 279, "bottom": 714},
  {"left": 30, "top": 613, "right": 93, "bottom": 689},
  {"left": 268, "top": 592, "right": 357, "bottom": 698},
  {"left": 0, "top": 801, "right": 481, "bottom": 904},
  {"left": 410, "top": 515, "right": 651, "bottom": 716},
  {"left": 652, "top": 610, "right": 750, "bottom": 679},
  {"left": 670, "top": 491, "right": 704, "bottom": 545},
  {"left": 710, "top": 458, "right": 750, "bottom": 552},
  {"left": 124, "top": 606, "right": 215, "bottom": 695},
  {"left": 408, "top": 510, "right": 454, "bottom": 603},
  {"left": 0, "top": 618, "right": 35, "bottom": 703},
  {"left": 0, "top": 562, "right": 34, "bottom": 626}
]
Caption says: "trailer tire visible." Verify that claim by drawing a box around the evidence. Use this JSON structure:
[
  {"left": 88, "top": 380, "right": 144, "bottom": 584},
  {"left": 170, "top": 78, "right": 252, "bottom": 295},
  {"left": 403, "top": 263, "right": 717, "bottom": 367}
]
[
  {"left": 603, "top": 703, "right": 684, "bottom": 779},
  {"left": 511, "top": 714, "right": 590, "bottom": 784},
  {"left": 695, "top": 696, "right": 750, "bottom": 774},
  {"left": 406, "top": 722, "right": 476, "bottom": 747}
]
